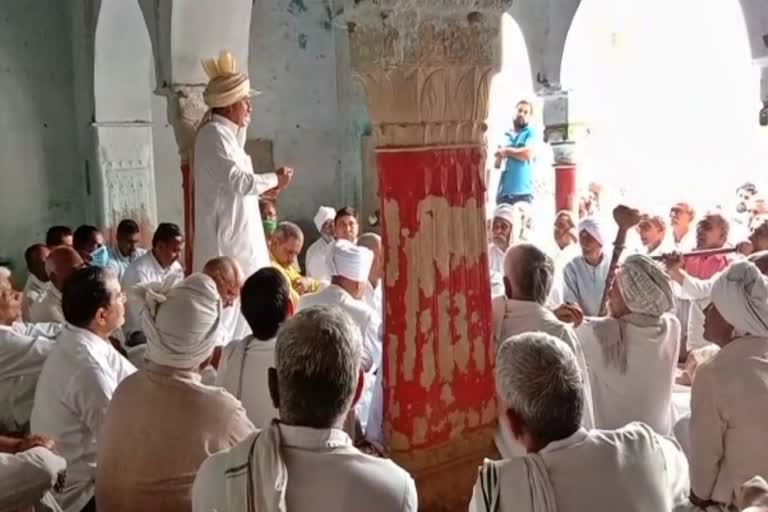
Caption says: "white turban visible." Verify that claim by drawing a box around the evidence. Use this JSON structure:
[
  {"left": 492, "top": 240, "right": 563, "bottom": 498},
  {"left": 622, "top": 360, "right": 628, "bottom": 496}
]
[
  {"left": 493, "top": 204, "right": 519, "bottom": 228},
  {"left": 327, "top": 240, "right": 373, "bottom": 283},
  {"left": 711, "top": 261, "right": 768, "bottom": 337},
  {"left": 578, "top": 217, "right": 607, "bottom": 247},
  {"left": 201, "top": 51, "right": 259, "bottom": 108},
  {"left": 139, "top": 273, "right": 223, "bottom": 369},
  {"left": 313, "top": 206, "right": 336, "bottom": 232},
  {"left": 618, "top": 254, "right": 675, "bottom": 317}
]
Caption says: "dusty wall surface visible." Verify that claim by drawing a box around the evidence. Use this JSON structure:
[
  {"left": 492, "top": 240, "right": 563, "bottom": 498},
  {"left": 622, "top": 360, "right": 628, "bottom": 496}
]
[{"left": 0, "top": 2, "right": 85, "bottom": 274}]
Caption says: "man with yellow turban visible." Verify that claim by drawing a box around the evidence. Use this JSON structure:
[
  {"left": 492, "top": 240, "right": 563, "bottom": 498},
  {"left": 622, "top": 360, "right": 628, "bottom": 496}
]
[{"left": 194, "top": 51, "right": 294, "bottom": 341}]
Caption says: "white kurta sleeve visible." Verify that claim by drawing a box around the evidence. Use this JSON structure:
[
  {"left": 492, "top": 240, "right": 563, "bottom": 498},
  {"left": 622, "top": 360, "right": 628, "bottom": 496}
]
[
  {"left": 656, "top": 434, "right": 691, "bottom": 507},
  {"left": 679, "top": 274, "right": 717, "bottom": 301},
  {"left": 689, "top": 364, "right": 725, "bottom": 501},
  {"left": 562, "top": 326, "right": 595, "bottom": 430},
  {"left": 206, "top": 135, "right": 278, "bottom": 196},
  {"left": 0, "top": 447, "right": 66, "bottom": 511},
  {"left": 562, "top": 262, "right": 580, "bottom": 306},
  {"left": 19, "top": 322, "right": 62, "bottom": 340},
  {"left": 69, "top": 367, "right": 118, "bottom": 441}
]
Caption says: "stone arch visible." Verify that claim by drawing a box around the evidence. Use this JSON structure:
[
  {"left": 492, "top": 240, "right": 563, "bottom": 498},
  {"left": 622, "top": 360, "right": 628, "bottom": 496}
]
[{"left": 93, "top": 0, "right": 157, "bottom": 244}]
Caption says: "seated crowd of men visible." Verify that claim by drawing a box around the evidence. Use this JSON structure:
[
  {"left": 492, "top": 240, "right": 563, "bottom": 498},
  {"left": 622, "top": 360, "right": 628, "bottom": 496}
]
[{"left": 2, "top": 188, "right": 768, "bottom": 512}]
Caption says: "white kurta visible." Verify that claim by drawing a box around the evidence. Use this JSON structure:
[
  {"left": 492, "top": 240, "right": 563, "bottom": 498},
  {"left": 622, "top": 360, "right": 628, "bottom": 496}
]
[
  {"left": 0, "top": 322, "right": 60, "bottom": 432},
  {"left": 193, "top": 115, "right": 278, "bottom": 341},
  {"left": 22, "top": 274, "right": 47, "bottom": 322},
  {"left": 299, "top": 285, "right": 382, "bottom": 431},
  {"left": 215, "top": 336, "right": 278, "bottom": 429},
  {"left": 469, "top": 423, "right": 690, "bottom": 512},
  {"left": 491, "top": 298, "right": 595, "bottom": 457},
  {"left": 106, "top": 246, "right": 146, "bottom": 281},
  {"left": 562, "top": 254, "right": 612, "bottom": 317},
  {"left": 29, "top": 283, "right": 64, "bottom": 325},
  {"left": 547, "top": 243, "right": 581, "bottom": 307},
  {"left": 305, "top": 237, "right": 333, "bottom": 282},
  {"left": 192, "top": 425, "right": 417, "bottom": 512},
  {"left": 576, "top": 314, "right": 681, "bottom": 435},
  {"left": 689, "top": 335, "right": 768, "bottom": 506},
  {"left": 30, "top": 325, "right": 136, "bottom": 512},
  {"left": 121, "top": 251, "right": 184, "bottom": 337},
  {"left": 675, "top": 273, "right": 720, "bottom": 351},
  {"left": 0, "top": 447, "right": 66, "bottom": 512}
]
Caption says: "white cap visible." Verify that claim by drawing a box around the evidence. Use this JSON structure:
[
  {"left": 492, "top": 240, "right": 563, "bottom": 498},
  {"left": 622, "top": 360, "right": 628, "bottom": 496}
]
[
  {"left": 314, "top": 206, "right": 336, "bottom": 232},
  {"left": 328, "top": 240, "right": 373, "bottom": 282}
]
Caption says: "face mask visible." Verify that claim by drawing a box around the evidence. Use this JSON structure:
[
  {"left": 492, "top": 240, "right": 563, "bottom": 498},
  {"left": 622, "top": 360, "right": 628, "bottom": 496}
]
[
  {"left": 90, "top": 246, "right": 109, "bottom": 268},
  {"left": 263, "top": 219, "right": 277, "bottom": 237}
]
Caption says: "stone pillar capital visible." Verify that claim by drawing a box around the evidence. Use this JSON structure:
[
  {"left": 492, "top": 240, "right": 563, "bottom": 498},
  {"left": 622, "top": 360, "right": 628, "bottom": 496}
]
[
  {"left": 540, "top": 90, "right": 589, "bottom": 165},
  {"left": 346, "top": 0, "right": 512, "bottom": 147},
  {"left": 161, "top": 85, "right": 207, "bottom": 162}
]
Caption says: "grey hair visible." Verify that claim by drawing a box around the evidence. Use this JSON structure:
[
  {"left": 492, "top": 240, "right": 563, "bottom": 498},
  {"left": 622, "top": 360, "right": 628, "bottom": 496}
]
[
  {"left": 496, "top": 332, "right": 584, "bottom": 445},
  {"left": 504, "top": 243, "right": 555, "bottom": 304},
  {"left": 357, "top": 233, "right": 382, "bottom": 251},
  {"left": 272, "top": 221, "right": 304, "bottom": 242},
  {"left": 275, "top": 305, "right": 363, "bottom": 428}
]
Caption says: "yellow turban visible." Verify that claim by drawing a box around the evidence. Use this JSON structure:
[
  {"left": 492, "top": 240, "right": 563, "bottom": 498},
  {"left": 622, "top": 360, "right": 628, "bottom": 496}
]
[{"left": 201, "top": 50, "right": 258, "bottom": 108}]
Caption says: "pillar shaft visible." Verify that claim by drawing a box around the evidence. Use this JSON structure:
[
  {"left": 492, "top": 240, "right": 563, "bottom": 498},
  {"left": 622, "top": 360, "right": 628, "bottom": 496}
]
[
  {"left": 543, "top": 91, "right": 587, "bottom": 215},
  {"left": 347, "top": 2, "right": 511, "bottom": 508}
]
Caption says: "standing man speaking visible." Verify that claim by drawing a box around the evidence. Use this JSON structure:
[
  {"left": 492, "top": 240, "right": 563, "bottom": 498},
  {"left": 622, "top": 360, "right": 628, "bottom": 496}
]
[
  {"left": 494, "top": 100, "right": 536, "bottom": 206},
  {"left": 194, "top": 51, "right": 294, "bottom": 340}
]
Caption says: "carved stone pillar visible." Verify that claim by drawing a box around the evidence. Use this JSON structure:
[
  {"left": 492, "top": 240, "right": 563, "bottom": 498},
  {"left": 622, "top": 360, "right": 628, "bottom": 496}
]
[
  {"left": 542, "top": 90, "right": 587, "bottom": 214},
  {"left": 162, "top": 86, "right": 207, "bottom": 271},
  {"left": 347, "top": 2, "right": 510, "bottom": 509}
]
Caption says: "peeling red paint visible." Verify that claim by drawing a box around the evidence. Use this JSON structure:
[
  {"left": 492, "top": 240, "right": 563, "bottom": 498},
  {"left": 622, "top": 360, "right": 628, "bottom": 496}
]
[{"left": 378, "top": 146, "right": 495, "bottom": 454}]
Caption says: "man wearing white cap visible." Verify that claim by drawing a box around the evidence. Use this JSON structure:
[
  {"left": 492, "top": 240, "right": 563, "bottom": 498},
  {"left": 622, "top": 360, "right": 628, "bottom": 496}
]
[
  {"left": 561, "top": 217, "right": 612, "bottom": 316},
  {"left": 298, "top": 240, "right": 382, "bottom": 435},
  {"left": 193, "top": 50, "right": 294, "bottom": 341},
  {"left": 305, "top": 206, "right": 336, "bottom": 282},
  {"left": 489, "top": 204, "right": 522, "bottom": 298},
  {"left": 576, "top": 254, "right": 680, "bottom": 435},
  {"left": 688, "top": 261, "right": 768, "bottom": 510},
  {"left": 96, "top": 273, "right": 254, "bottom": 512}
]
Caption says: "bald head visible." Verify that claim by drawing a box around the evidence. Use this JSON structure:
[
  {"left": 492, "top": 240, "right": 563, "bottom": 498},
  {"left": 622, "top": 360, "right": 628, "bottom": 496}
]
[
  {"left": 46, "top": 247, "right": 85, "bottom": 291},
  {"left": 503, "top": 243, "right": 555, "bottom": 304},
  {"left": 203, "top": 256, "right": 244, "bottom": 308},
  {"left": 25, "top": 244, "right": 50, "bottom": 282},
  {"left": 358, "top": 233, "right": 383, "bottom": 285}
]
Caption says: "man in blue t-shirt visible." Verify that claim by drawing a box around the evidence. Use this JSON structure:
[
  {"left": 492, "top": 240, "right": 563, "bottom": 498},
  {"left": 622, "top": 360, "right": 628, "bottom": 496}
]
[{"left": 495, "top": 100, "right": 536, "bottom": 206}]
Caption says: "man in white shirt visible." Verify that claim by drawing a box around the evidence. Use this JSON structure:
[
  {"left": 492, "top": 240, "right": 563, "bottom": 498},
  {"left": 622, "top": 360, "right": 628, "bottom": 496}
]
[
  {"left": 105, "top": 219, "right": 146, "bottom": 280},
  {"left": 305, "top": 206, "right": 336, "bottom": 282},
  {"left": 357, "top": 233, "right": 383, "bottom": 319},
  {"left": 21, "top": 244, "right": 50, "bottom": 322},
  {"left": 31, "top": 266, "right": 136, "bottom": 512},
  {"left": 562, "top": 216, "right": 613, "bottom": 317},
  {"left": 192, "top": 305, "right": 417, "bottom": 512},
  {"left": 217, "top": 267, "right": 291, "bottom": 427},
  {"left": 688, "top": 261, "right": 768, "bottom": 510},
  {"left": 489, "top": 204, "right": 522, "bottom": 297},
  {"left": 576, "top": 254, "right": 680, "bottom": 435},
  {"left": 193, "top": 50, "right": 293, "bottom": 342},
  {"left": 469, "top": 332, "right": 690, "bottom": 512},
  {"left": 637, "top": 213, "right": 669, "bottom": 257},
  {"left": 299, "top": 240, "right": 381, "bottom": 435},
  {"left": 30, "top": 247, "right": 84, "bottom": 324},
  {"left": 0, "top": 434, "right": 66, "bottom": 512},
  {"left": 491, "top": 243, "right": 594, "bottom": 457},
  {"left": 122, "top": 222, "right": 184, "bottom": 344},
  {"left": 0, "top": 270, "right": 61, "bottom": 433},
  {"left": 547, "top": 210, "right": 580, "bottom": 306}
]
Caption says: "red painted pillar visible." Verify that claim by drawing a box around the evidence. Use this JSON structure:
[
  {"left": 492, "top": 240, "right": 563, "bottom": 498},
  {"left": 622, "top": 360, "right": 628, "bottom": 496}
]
[
  {"left": 377, "top": 145, "right": 497, "bottom": 509},
  {"left": 555, "top": 163, "right": 577, "bottom": 213},
  {"left": 181, "top": 160, "right": 194, "bottom": 274}
]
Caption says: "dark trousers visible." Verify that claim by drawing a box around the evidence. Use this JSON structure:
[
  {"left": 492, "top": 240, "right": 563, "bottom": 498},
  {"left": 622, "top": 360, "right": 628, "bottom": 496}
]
[{"left": 497, "top": 194, "right": 533, "bottom": 206}]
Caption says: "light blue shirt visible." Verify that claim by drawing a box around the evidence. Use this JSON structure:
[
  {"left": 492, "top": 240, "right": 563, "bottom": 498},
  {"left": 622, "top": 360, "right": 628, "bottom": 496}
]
[
  {"left": 497, "top": 125, "right": 535, "bottom": 199},
  {"left": 562, "top": 254, "right": 612, "bottom": 317},
  {"left": 106, "top": 246, "right": 146, "bottom": 280}
]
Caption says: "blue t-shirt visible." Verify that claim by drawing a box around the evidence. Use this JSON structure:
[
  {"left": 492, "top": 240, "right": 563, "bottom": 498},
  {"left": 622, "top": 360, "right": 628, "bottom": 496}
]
[{"left": 497, "top": 126, "right": 535, "bottom": 199}]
